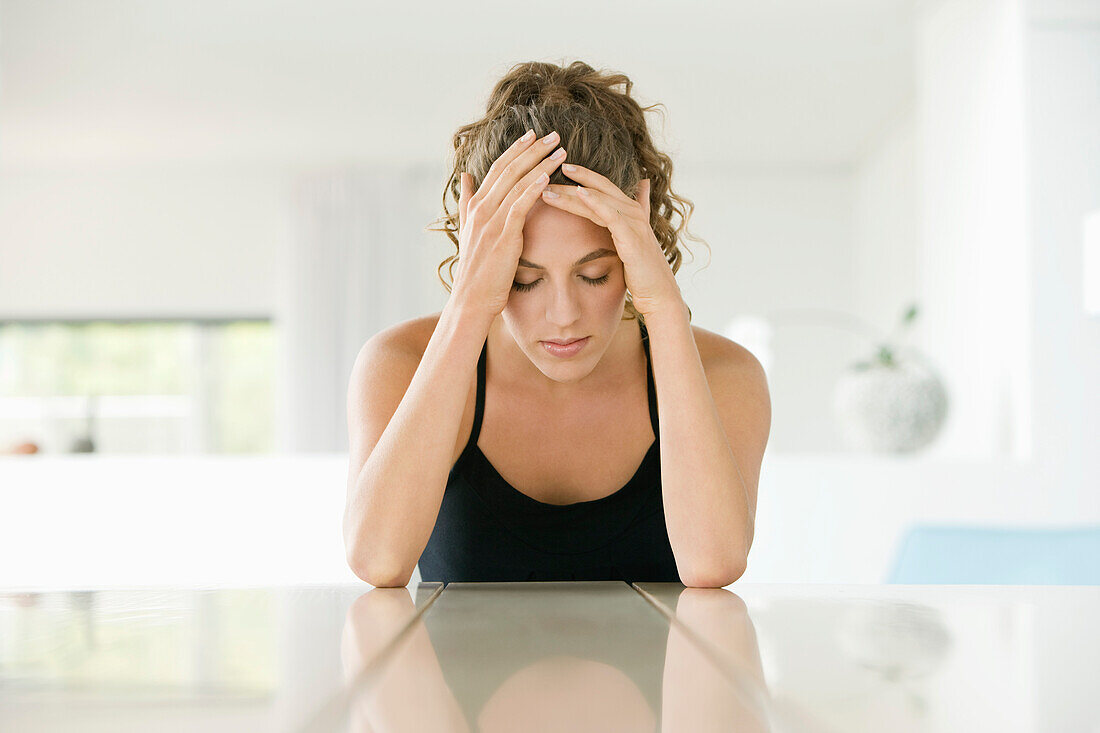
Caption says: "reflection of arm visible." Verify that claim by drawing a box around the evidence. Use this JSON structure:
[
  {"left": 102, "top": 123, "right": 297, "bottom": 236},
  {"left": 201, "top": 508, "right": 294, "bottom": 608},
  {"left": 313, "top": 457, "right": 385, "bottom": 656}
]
[
  {"left": 341, "top": 588, "right": 417, "bottom": 680},
  {"left": 342, "top": 589, "right": 418, "bottom": 733},
  {"left": 675, "top": 589, "right": 767, "bottom": 688},
  {"left": 341, "top": 587, "right": 469, "bottom": 733},
  {"left": 661, "top": 588, "right": 771, "bottom": 733}
]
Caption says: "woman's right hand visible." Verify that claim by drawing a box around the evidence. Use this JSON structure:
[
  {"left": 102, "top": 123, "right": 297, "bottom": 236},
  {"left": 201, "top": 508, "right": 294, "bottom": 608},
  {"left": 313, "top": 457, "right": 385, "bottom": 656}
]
[{"left": 451, "top": 129, "right": 568, "bottom": 319}]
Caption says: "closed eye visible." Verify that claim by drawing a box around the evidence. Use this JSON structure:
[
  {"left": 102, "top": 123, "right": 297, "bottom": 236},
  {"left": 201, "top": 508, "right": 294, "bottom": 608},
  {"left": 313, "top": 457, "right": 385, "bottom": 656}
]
[{"left": 512, "top": 273, "right": 610, "bottom": 293}]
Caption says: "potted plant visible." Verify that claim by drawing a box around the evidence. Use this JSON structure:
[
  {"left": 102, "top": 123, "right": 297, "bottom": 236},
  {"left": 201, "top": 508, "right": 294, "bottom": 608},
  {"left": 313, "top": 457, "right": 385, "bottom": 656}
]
[{"left": 832, "top": 304, "right": 948, "bottom": 453}]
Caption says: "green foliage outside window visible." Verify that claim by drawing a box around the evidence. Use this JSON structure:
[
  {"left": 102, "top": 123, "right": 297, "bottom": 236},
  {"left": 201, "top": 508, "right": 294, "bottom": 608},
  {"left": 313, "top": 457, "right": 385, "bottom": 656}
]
[{"left": 0, "top": 320, "right": 274, "bottom": 453}]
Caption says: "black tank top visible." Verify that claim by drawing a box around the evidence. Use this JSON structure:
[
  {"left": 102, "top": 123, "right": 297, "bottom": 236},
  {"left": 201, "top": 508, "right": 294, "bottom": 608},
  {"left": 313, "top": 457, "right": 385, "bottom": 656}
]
[{"left": 417, "top": 319, "right": 680, "bottom": 583}]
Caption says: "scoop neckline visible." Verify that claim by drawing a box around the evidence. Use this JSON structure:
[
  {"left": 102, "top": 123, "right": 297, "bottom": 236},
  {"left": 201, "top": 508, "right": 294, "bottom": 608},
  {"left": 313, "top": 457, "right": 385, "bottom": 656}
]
[{"left": 462, "top": 438, "right": 660, "bottom": 514}]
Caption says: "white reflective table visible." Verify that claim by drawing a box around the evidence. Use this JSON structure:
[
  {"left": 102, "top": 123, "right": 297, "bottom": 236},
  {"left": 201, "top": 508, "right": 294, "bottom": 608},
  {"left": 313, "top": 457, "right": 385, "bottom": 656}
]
[{"left": 2, "top": 583, "right": 1098, "bottom": 732}]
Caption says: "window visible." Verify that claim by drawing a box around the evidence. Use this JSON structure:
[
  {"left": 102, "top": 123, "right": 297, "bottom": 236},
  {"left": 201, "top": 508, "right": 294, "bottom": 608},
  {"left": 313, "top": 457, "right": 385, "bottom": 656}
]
[
  {"left": 0, "top": 589, "right": 278, "bottom": 696},
  {"left": 0, "top": 320, "right": 275, "bottom": 454}
]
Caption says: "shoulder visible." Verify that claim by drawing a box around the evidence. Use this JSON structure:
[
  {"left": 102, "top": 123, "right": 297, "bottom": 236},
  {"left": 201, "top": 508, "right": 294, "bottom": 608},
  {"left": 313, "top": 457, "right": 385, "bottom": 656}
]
[
  {"left": 691, "top": 325, "right": 768, "bottom": 387},
  {"left": 357, "top": 312, "right": 441, "bottom": 363},
  {"left": 348, "top": 313, "right": 442, "bottom": 391},
  {"left": 689, "top": 324, "right": 771, "bottom": 417}
]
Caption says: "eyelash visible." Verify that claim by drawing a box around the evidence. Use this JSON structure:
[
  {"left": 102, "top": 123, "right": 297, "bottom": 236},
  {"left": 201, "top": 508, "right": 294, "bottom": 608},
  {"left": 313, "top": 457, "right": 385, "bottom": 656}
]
[{"left": 511, "top": 274, "right": 610, "bottom": 293}]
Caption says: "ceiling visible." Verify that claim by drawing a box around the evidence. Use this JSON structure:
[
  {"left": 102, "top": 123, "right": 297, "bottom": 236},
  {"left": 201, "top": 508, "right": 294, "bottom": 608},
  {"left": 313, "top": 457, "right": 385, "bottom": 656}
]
[{"left": 0, "top": 0, "right": 916, "bottom": 169}]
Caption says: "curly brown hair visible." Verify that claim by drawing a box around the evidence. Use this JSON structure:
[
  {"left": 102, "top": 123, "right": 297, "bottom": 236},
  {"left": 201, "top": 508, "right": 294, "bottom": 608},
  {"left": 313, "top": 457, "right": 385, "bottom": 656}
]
[{"left": 426, "top": 59, "right": 708, "bottom": 323}]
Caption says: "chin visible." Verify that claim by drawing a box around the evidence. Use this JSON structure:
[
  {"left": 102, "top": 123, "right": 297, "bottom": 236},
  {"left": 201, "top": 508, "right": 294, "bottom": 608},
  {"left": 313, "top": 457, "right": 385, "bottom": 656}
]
[{"left": 532, "top": 362, "right": 594, "bottom": 386}]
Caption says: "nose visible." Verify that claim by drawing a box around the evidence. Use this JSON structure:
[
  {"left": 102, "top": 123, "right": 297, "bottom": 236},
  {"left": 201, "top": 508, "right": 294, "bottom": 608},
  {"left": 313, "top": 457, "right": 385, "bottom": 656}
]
[{"left": 544, "top": 280, "right": 583, "bottom": 328}]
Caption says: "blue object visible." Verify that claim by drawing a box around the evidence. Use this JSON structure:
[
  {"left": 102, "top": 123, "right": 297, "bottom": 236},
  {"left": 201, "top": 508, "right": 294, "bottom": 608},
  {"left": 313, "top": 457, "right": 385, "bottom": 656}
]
[{"left": 886, "top": 525, "right": 1100, "bottom": 585}]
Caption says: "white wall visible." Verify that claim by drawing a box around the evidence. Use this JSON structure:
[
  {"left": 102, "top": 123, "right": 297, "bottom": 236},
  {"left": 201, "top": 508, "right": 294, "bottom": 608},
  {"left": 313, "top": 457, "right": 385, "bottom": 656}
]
[
  {"left": 852, "top": 110, "right": 918, "bottom": 345},
  {"left": 275, "top": 166, "right": 451, "bottom": 453},
  {"left": 1026, "top": 7, "right": 1100, "bottom": 511},
  {"left": 0, "top": 166, "right": 289, "bottom": 318},
  {"left": 678, "top": 165, "right": 860, "bottom": 454},
  {"left": 913, "top": 0, "right": 1030, "bottom": 462}
]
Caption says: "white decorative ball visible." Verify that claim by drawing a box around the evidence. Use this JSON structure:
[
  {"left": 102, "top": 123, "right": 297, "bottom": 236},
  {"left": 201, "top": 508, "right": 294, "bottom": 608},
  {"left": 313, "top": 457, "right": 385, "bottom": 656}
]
[{"left": 832, "top": 356, "right": 948, "bottom": 453}]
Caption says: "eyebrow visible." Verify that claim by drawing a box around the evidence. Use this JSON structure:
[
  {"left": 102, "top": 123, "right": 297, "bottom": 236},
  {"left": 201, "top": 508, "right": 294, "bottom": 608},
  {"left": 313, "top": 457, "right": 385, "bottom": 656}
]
[{"left": 517, "top": 248, "right": 617, "bottom": 270}]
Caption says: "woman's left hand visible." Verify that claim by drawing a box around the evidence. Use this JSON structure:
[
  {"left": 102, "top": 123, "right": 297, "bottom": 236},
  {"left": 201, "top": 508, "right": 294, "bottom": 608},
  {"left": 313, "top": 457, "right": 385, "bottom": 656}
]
[{"left": 541, "top": 166, "right": 684, "bottom": 318}]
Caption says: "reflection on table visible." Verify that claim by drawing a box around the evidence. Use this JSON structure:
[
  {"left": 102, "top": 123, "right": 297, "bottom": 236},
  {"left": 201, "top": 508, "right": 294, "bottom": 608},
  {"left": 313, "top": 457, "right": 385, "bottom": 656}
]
[
  {"left": 3, "top": 583, "right": 1098, "bottom": 732},
  {"left": 333, "top": 582, "right": 769, "bottom": 732}
]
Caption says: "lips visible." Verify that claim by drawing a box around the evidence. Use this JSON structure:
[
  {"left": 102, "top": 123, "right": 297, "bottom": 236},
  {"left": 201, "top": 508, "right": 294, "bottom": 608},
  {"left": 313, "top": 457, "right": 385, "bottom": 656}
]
[
  {"left": 543, "top": 337, "right": 585, "bottom": 345},
  {"left": 541, "top": 336, "right": 590, "bottom": 358}
]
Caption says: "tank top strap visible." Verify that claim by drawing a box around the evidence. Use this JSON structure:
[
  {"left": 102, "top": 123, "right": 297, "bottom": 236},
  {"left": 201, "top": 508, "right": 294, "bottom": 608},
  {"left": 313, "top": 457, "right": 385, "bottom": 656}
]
[{"left": 639, "top": 318, "right": 659, "bottom": 437}]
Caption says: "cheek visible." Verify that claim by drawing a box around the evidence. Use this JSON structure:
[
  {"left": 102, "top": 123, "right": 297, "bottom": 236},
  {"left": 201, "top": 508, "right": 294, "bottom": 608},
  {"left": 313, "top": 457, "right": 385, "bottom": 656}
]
[
  {"left": 502, "top": 291, "right": 538, "bottom": 320},
  {"left": 597, "top": 285, "right": 628, "bottom": 315},
  {"left": 599, "top": 275, "right": 629, "bottom": 308}
]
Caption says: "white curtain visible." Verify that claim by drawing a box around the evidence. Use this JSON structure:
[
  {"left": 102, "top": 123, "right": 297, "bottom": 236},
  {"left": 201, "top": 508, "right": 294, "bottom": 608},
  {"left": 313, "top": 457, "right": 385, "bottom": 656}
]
[{"left": 276, "top": 165, "right": 450, "bottom": 453}]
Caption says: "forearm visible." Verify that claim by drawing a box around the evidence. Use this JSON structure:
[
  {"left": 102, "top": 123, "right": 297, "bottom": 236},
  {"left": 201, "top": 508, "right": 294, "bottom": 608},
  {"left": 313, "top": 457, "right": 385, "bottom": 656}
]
[
  {"left": 346, "top": 299, "right": 493, "bottom": 585},
  {"left": 643, "top": 301, "right": 752, "bottom": 587}
]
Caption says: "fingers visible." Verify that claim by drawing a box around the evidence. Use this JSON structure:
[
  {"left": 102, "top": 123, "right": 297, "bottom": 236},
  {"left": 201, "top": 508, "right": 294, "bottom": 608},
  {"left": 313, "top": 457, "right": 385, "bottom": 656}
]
[
  {"left": 540, "top": 185, "right": 608, "bottom": 227},
  {"left": 574, "top": 185, "right": 636, "bottom": 230},
  {"left": 500, "top": 172, "right": 551, "bottom": 241},
  {"left": 493, "top": 145, "right": 566, "bottom": 224},
  {"left": 468, "top": 130, "right": 537, "bottom": 214},
  {"left": 558, "top": 162, "right": 632, "bottom": 204},
  {"left": 476, "top": 130, "right": 563, "bottom": 220}
]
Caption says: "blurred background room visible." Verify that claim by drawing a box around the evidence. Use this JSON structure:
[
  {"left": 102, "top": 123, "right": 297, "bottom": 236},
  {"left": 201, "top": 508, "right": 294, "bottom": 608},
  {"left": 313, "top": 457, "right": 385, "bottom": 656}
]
[{"left": 1, "top": 0, "right": 1097, "bottom": 590}]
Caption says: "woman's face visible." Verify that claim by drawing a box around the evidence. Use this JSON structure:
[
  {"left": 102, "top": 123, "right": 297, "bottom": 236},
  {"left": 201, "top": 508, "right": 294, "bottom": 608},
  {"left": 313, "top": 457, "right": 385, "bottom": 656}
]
[{"left": 500, "top": 198, "right": 628, "bottom": 384}]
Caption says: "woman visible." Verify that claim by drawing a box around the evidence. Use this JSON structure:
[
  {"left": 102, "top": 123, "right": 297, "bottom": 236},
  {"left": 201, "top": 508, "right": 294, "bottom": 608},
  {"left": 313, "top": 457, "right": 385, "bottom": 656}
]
[{"left": 343, "top": 60, "right": 771, "bottom": 586}]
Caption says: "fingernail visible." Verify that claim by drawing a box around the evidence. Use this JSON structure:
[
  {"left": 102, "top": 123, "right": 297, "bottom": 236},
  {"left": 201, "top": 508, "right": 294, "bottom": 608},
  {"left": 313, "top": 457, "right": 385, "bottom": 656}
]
[
  {"left": 543, "top": 131, "right": 559, "bottom": 145},
  {"left": 542, "top": 190, "right": 559, "bottom": 199},
  {"left": 561, "top": 163, "right": 574, "bottom": 172},
  {"left": 520, "top": 130, "right": 534, "bottom": 142}
]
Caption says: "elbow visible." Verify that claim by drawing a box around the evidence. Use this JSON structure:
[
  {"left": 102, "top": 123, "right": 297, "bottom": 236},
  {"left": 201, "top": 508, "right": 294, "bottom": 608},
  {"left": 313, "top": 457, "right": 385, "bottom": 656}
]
[
  {"left": 344, "top": 516, "right": 413, "bottom": 587},
  {"left": 681, "top": 555, "right": 748, "bottom": 589},
  {"left": 346, "top": 545, "right": 413, "bottom": 588},
  {"left": 348, "top": 557, "right": 412, "bottom": 588},
  {"left": 364, "top": 572, "right": 413, "bottom": 588}
]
